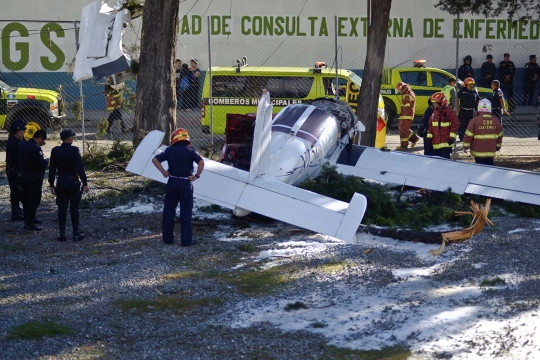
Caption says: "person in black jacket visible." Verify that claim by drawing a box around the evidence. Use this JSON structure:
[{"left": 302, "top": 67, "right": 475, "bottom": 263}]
[
  {"left": 499, "top": 53, "right": 516, "bottom": 101},
  {"left": 5, "top": 120, "right": 26, "bottom": 221},
  {"left": 49, "top": 130, "right": 89, "bottom": 242},
  {"left": 458, "top": 55, "right": 474, "bottom": 81},
  {"left": 481, "top": 54, "right": 497, "bottom": 88},
  {"left": 525, "top": 55, "right": 539, "bottom": 106},
  {"left": 19, "top": 130, "right": 48, "bottom": 231}
]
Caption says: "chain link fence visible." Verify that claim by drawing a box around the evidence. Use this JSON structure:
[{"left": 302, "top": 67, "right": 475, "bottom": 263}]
[{"left": 2, "top": 20, "right": 540, "bottom": 158}]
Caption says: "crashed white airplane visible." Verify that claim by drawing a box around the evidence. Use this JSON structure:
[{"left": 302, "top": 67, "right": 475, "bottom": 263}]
[
  {"left": 127, "top": 93, "right": 368, "bottom": 241},
  {"left": 128, "top": 88, "right": 540, "bottom": 240}
]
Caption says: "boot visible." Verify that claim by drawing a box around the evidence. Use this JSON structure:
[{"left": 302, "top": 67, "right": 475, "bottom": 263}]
[
  {"left": 11, "top": 207, "right": 24, "bottom": 222},
  {"left": 73, "top": 226, "right": 85, "bottom": 242},
  {"left": 57, "top": 226, "right": 67, "bottom": 242},
  {"left": 24, "top": 222, "right": 43, "bottom": 231}
]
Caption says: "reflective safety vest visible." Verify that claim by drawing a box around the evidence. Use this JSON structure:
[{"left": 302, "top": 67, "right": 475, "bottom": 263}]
[
  {"left": 441, "top": 85, "right": 456, "bottom": 108},
  {"left": 106, "top": 87, "right": 123, "bottom": 111},
  {"left": 463, "top": 113, "right": 503, "bottom": 157}
]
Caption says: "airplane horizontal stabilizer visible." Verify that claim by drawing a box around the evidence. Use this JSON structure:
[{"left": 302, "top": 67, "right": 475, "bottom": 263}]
[
  {"left": 336, "top": 145, "right": 540, "bottom": 206},
  {"left": 127, "top": 131, "right": 367, "bottom": 241}
]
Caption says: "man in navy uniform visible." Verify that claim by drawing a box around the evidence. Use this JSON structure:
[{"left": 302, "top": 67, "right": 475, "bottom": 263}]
[
  {"left": 6, "top": 120, "right": 26, "bottom": 221},
  {"left": 480, "top": 54, "right": 496, "bottom": 88},
  {"left": 152, "top": 128, "right": 204, "bottom": 246},
  {"left": 499, "top": 53, "right": 516, "bottom": 102},
  {"left": 48, "top": 129, "right": 89, "bottom": 242},
  {"left": 525, "top": 55, "right": 539, "bottom": 106},
  {"left": 19, "top": 130, "right": 48, "bottom": 231}
]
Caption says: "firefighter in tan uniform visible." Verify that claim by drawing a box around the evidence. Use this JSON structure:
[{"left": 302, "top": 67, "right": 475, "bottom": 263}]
[
  {"left": 463, "top": 99, "right": 503, "bottom": 166},
  {"left": 105, "top": 78, "right": 127, "bottom": 134},
  {"left": 395, "top": 82, "right": 420, "bottom": 150}
]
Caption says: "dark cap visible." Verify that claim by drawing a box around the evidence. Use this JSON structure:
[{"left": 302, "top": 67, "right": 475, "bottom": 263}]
[
  {"left": 9, "top": 120, "right": 26, "bottom": 133},
  {"left": 530, "top": 55, "right": 537, "bottom": 60},
  {"left": 464, "top": 55, "right": 472, "bottom": 61},
  {"left": 448, "top": 77, "right": 456, "bottom": 83},
  {"left": 504, "top": 53, "right": 510, "bottom": 57},
  {"left": 60, "top": 129, "right": 76, "bottom": 140},
  {"left": 486, "top": 54, "right": 493, "bottom": 59}
]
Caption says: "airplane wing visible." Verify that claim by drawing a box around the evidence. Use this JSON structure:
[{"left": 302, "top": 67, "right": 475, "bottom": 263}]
[
  {"left": 126, "top": 130, "right": 367, "bottom": 241},
  {"left": 336, "top": 145, "right": 540, "bottom": 206}
]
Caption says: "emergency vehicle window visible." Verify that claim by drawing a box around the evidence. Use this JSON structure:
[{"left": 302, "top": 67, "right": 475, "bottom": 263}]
[
  {"left": 400, "top": 71, "right": 427, "bottom": 86},
  {"left": 265, "top": 77, "right": 283, "bottom": 98},
  {"left": 323, "top": 77, "right": 347, "bottom": 97},
  {"left": 430, "top": 72, "right": 448, "bottom": 88},
  {"left": 246, "top": 76, "right": 269, "bottom": 97},
  {"left": 212, "top": 76, "right": 248, "bottom": 97},
  {"left": 283, "top": 77, "right": 313, "bottom": 98}
]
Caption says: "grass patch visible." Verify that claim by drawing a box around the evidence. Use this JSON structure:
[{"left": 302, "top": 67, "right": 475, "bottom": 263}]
[
  {"left": 8, "top": 320, "right": 74, "bottom": 340},
  {"left": 215, "top": 266, "right": 289, "bottom": 295},
  {"left": 0, "top": 244, "right": 25, "bottom": 252},
  {"left": 285, "top": 301, "right": 308, "bottom": 311},
  {"left": 479, "top": 276, "right": 506, "bottom": 287},
  {"left": 235, "top": 243, "right": 257, "bottom": 252},
  {"left": 310, "top": 321, "right": 328, "bottom": 328},
  {"left": 160, "top": 271, "right": 200, "bottom": 281},
  {"left": 116, "top": 296, "right": 224, "bottom": 314},
  {"left": 321, "top": 260, "right": 347, "bottom": 273},
  {"left": 320, "top": 344, "right": 411, "bottom": 360}
]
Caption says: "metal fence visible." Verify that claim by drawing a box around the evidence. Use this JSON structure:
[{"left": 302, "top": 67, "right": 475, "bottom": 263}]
[{"left": 2, "top": 19, "right": 540, "bottom": 157}]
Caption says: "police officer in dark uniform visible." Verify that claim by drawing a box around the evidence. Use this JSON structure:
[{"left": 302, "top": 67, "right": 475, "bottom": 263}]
[
  {"left": 525, "top": 55, "right": 539, "bottom": 106},
  {"left": 19, "top": 129, "right": 48, "bottom": 231},
  {"left": 48, "top": 129, "right": 89, "bottom": 242},
  {"left": 481, "top": 54, "right": 496, "bottom": 88},
  {"left": 457, "top": 78, "right": 481, "bottom": 141},
  {"left": 152, "top": 128, "right": 204, "bottom": 246},
  {"left": 6, "top": 120, "right": 26, "bottom": 221},
  {"left": 458, "top": 55, "right": 474, "bottom": 81},
  {"left": 499, "top": 53, "right": 516, "bottom": 102}
]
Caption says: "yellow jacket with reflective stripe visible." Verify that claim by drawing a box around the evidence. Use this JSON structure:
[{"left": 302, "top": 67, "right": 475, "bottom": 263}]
[
  {"left": 399, "top": 88, "right": 415, "bottom": 120},
  {"left": 463, "top": 113, "right": 503, "bottom": 157},
  {"left": 106, "top": 87, "right": 123, "bottom": 111}
]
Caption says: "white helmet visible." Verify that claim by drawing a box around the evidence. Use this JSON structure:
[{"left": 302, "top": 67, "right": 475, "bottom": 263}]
[{"left": 478, "top": 99, "right": 492, "bottom": 113}]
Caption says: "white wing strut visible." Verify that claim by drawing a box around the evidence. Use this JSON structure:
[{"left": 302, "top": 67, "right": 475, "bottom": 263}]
[
  {"left": 249, "top": 91, "right": 273, "bottom": 182},
  {"left": 126, "top": 131, "right": 368, "bottom": 241}
]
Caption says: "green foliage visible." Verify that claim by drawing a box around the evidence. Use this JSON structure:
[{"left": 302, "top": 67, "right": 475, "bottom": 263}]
[
  {"left": 69, "top": 100, "right": 83, "bottom": 122},
  {"left": 8, "top": 320, "right": 74, "bottom": 340},
  {"left": 479, "top": 277, "right": 506, "bottom": 287},
  {"left": 82, "top": 139, "right": 134, "bottom": 171},
  {"left": 310, "top": 321, "right": 328, "bottom": 328},
  {"left": 321, "top": 260, "right": 347, "bottom": 273},
  {"left": 435, "top": 0, "right": 531, "bottom": 20},
  {"left": 235, "top": 243, "right": 257, "bottom": 252},
  {"left": 198, "top": 204, "right": 226, "bottom": 213},
  {"left": 284, "top": 301, "right": 308, "bottom": 311},
  {"left": 0, "top": 244, "right": 25, "bottom": 252},
  {"left": 122, "top": 85, "right": 137, "bottom": 114}
]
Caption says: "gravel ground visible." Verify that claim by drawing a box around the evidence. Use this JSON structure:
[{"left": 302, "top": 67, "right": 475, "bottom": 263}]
[{"left": 1, "top": 170, "right": 539, "bottom": 359}]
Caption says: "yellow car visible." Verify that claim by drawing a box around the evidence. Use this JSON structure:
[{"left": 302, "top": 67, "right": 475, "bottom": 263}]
[
  {"left": 381, "top": 66, "right": 492, "bottom": 125},
  {"left": 0, "top": 78, "right": 62, "bottom": 140}
]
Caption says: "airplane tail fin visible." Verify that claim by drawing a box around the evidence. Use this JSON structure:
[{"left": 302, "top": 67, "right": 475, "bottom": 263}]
[{"left": 249, "top": 90, "right": 273, "bottom": 183}]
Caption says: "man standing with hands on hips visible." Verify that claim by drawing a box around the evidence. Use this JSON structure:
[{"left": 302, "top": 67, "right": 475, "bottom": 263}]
[
  {"left": 152, "top": 128, "right": 204, "bottom": 246},
  {"left": 49, "top": 129, "right": 89, "bottom": 242}
]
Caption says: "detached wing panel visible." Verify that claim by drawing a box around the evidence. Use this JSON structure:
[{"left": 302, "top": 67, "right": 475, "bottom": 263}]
[{"left": 337, "top": 145, "right": 540, "bottom": 206}]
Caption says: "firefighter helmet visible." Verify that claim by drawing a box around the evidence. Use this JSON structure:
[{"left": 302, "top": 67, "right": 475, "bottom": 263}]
[
  {"left": 478, "top": 99, "right": 492, "bottom": 113},
  {"left": 429, "top": 92, "right": 447, "bottom": 106},
  {"left": 464, "top": 77, "right": 475, "bottom": 87},
  {"left": 395, "top": 82, "right": 409, "bottom": 92},
  {"left": 171, "top": 128, "right": 191, "bottom": 145}
]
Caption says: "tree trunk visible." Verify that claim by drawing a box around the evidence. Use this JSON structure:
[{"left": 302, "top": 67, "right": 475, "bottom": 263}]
[
  {"left": 133, "top": 0, "right": 180, "bottom": 146},
  {"left": 358, "top": 0, "right": 392, "bottom": 147}
]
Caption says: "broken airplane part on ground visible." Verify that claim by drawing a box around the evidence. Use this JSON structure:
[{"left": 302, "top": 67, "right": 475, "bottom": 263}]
[{"left": 127, "top": 92, "right": 368, "bottom": 242}]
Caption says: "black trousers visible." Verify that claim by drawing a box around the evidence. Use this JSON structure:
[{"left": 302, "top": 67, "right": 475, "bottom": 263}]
[
  {"left": 20, "top": 175, "right": 43, "bottom": 224},
  {"left": 475, "top": 157, "right": 494, "bottom": 166},
  {"left": 162, "top": 177, "right": 193, "bottom": 245},
  {"left": 458, "top": 109, "right": 475, "bottom": 140},
  {"left": 56, "top": 178, "right": 81, "bottom": 229},
  {"left": 7, "top": 170, "right": 22, "bottom": 209},
  {"left": 526, "top": 84, "right": 537, "bottom": 105},
  {"left": 106, "top": 109, "right": 126, "bottom": 132}
]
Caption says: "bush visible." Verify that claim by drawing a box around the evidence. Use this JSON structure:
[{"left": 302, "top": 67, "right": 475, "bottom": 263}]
[{"left": 82, "top": 139, "right": 134, "bottom": 171}]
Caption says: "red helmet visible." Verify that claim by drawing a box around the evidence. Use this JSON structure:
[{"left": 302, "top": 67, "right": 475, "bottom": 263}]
[
  {"left": 430, "top": 92, "right": 447, "bottom": 106},
  {"left": 171, "top": 128, "right": 190, "bottom": 145},
  {"left": 396, "top": 82, "right": 409, "bottom": 93},
  {"left": 464, "top": 77, "right": 475, "bottom": 86}
]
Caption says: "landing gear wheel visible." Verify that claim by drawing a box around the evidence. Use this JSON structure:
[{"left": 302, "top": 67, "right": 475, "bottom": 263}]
[{"left": 24, "top": 121, "right": 42, "bottom": 141}]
